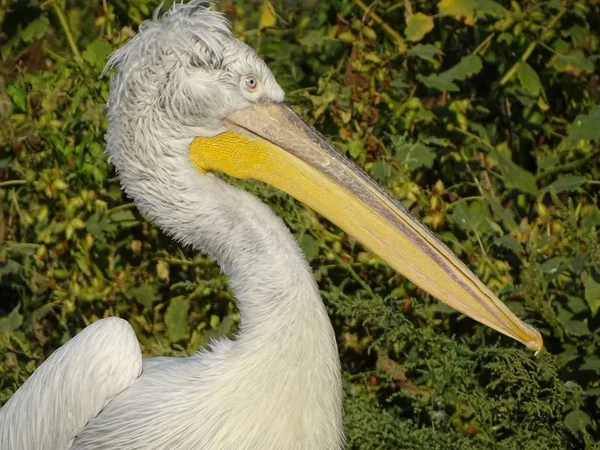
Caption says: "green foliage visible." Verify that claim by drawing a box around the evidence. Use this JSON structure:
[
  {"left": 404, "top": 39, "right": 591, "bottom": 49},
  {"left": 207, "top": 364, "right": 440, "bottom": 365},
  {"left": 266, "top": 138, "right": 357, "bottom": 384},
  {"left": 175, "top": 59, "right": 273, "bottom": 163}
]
[{"left": 1, "top": 0, "right": 600, "bottom": 448}]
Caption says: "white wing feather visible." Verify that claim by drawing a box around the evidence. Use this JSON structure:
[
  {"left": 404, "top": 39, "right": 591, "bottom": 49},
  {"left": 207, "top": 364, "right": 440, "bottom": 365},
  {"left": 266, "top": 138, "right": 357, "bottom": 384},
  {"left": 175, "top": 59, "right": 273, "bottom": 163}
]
[{"left": 0, "top": 317, "right": 142, "bottom": 450}]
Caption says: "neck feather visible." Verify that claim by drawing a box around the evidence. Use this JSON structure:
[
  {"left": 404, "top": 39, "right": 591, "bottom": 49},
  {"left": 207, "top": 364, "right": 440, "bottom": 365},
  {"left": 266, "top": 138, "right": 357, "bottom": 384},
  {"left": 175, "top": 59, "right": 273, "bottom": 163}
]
[
  {"left": 111, "top": 134, "right": 335, "bottom": 343},
  {"left": 108, "top": 125, "right": 344, "bottom": 448}
]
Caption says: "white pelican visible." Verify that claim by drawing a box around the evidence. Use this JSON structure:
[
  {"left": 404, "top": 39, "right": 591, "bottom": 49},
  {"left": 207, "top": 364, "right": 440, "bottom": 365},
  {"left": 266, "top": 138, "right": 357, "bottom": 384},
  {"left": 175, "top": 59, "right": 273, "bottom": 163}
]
[{"left": 0, "top": 2, "right": 542, "bottom": 449}]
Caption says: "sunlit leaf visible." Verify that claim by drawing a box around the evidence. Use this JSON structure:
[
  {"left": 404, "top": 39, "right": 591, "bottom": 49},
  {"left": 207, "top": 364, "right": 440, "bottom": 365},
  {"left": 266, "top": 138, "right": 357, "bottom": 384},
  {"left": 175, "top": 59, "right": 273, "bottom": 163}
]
[
  {"left": 7, "top": 84, "right": 26, "bottom": 112},
  {"left": 405, "top": 13, "right": 434, "bottom": 42},
  {"left": 438, "top": 0, "right": 505, "bottom": 23},
  {"left": 20, "top": 16, "right": 50, "bottom": 43},
  {"left": 82, "top": 39, "right": 113, "bottom": 70},
  {"left": 258, "top": 0, "right": 277, "bottom": 30}
]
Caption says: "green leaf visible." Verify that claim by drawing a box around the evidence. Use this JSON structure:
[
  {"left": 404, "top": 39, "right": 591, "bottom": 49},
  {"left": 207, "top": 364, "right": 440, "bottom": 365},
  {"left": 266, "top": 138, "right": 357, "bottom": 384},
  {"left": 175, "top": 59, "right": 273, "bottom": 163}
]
[
  {"left": 552, "top": 49, "right": 594, "bottom": 75},
  {"left": 571, "top": 254, "right": 590, "bottom": 275},
  {"left": 566, "top": 296, "right": 588, "bottom": 314},
  {"left": 82, "top": 39, "right": 113, "bottom": 70},
  {"left": 86, "top": 212, "right": 112, "bottom": 237},
  {"left": 393, "top": 141, "right": 436, "bottom": 170},
  {"left": 128, "top": 285, "right": 155, "bottom": 310},
  {"left": 408, "top": 44, "right": 442, "bottom": 61},
  {"left": 370, "top": 160, "right": 390, "bottom": 182},
  {"left": 165, "top": 296, "right": 190, "bottom": 342},
  {"left": 564, "top": 409, "right": 592, "bottom": 434},
  {"left": 537, "top": 154, "right": 560, "bottom": 171},
  {"left": 405, "top": 13, "right": 434, "bottom": 42},
  {"left": 581, "top": 206, "right": 600, "bottom": 232},
  {"left": 452, "top": 199, "right": 493, "bottom": 235},
  {"left": 7, "top": 84, "right": 27, "bottom": 112},
  {"left": 581, "top": 355, "right": 600, "bottom": 372},
  {"left": 417, "top": 55, "right": 482, "bottom": 92},
  {"left": 582, "top": 269, "right": 600, "bottom": 316},
  {"left": 0, "top": 306, "right": 23, "bottom": 336},
  {"left": 563, "top": 105, "right": 600, "bottom": 145},
  {"left": 0, "top": 259, "right": 20, "bottom": 275},
  {"left": 539, "top": 257, "right": 567, "bottom": 275},
  {"left": 20, "top": 16, "right": 50, "bottom": 43},
  {"left": 438, "top": 0, "right": 506, "bottom": 22},
  {"left": 299, "top": 234, "right": 320, "bottom": 260},
  {"left": 542, "top": 175, "right": 587, "bottom": 194},
  {"left": 494, "top": 235, "right": 523, "bottom": 252},
  {"left": 482, "top": 192, "right": 518, "bottom": 230},
  {"left": 1, "top": 35, "right": 18, "bottom": 60},
  {"left": 420, "top": 136, "right": 455, "bottom": 148},
  {"left": 258, "top": 0, "right": 277, "bottom": 30},
  {"left": 438, "top": 0, "right": 477, "bottom": 20},
  {"left": 562, "top": 320, "right": 590, "bottom": 336},
  {"left": 348, "top": 140, "right": 364, "bottom": 159},
  {"left": 564, "top": 24, "right": 588, "bottom": 47},
  {"left": 516, "top": 62, "right": 542, "bottom": 96},
  {"left": 299, "top": 30, "right": 327, "bottom": 47},
  {"left": 109, "top": 209, "right": 137, "bottom": 223},
  {"left": 490, "top": 149, "right": 539, "bottom": 195}
]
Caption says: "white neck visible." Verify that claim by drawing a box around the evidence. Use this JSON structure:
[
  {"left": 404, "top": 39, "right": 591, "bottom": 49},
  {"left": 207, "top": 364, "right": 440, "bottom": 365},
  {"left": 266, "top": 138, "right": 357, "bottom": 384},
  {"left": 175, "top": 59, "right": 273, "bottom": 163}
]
[
  {"left": 117, "top": 139, "right": 327, "bottom": 334},
  {"left": 109, "top": 108, "right": 342, "bottom": 346},
  {"left": 105, "top": 110, "right": 343, "bottom": 448}
]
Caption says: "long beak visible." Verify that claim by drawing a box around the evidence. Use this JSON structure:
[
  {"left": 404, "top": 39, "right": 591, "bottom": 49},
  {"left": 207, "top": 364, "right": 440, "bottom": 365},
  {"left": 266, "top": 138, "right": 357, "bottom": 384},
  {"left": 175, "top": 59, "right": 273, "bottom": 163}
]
[{"left": 189, "top": 102, "right": 542, "bottom": 352}]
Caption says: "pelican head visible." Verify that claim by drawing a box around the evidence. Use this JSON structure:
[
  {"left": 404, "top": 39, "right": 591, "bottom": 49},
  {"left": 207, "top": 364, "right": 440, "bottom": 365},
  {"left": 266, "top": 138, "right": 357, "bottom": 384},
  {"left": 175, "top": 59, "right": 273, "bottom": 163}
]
[{"left": 104, "top": 1, "right": 542, "bottom": 352}]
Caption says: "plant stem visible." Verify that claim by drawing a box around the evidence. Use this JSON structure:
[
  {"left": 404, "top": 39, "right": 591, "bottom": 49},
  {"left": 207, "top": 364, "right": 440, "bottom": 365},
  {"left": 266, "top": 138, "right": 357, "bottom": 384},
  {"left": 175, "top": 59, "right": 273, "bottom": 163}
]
[
  {"left": 51, "top": 0, "right": 83, "bottom": 65},
  {"left": 0, "top": 180, "right": 26, "bottom": 188},
  {"left": 353, "top": 0, "right": 407, "bottom": 53},
  {"left": 499, "top": 8, "right": 567, "bottom": 86},
  {"left": 536, "top": 151, "right": 600, "bottom": 181},
  {"left": 453, "top": 126, "right": 494, "bottom": 150},
  {"left": 472, "top": 32, "right": 495, "bottom": 56},
  {"left": 106, "top": 202, "right": 136, "bottom": 215},
  {"left": 458, "top": 150, "right": 485, "bottom": 197},
  {"left": 102, "top": 0, "right": 112, "bottom": 35}
]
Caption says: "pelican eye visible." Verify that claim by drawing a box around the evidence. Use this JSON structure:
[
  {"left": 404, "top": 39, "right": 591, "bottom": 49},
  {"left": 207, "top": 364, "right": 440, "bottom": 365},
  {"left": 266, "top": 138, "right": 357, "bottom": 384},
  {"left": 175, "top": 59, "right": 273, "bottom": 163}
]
[{"left": 244, "top": 75, "right": 258, "bottom": 91}]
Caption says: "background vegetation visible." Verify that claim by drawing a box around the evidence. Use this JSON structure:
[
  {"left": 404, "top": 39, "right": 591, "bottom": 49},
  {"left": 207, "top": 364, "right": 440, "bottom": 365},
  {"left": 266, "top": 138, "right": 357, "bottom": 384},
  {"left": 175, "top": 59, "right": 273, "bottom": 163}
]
[{"left": 1, "top": 0, "right": 599, "bottom": 448}]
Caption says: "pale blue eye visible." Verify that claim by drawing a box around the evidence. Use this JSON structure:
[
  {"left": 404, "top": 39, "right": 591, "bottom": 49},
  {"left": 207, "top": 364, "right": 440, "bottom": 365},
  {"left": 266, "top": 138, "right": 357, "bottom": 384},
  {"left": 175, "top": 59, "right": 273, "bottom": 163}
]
[{"left": 245, "top": 75, "right": 258, "bottom": 90}]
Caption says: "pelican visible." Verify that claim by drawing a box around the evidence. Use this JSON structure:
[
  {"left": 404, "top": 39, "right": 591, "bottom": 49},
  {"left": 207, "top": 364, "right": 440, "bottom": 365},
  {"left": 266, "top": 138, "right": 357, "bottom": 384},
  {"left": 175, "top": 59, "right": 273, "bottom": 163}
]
[{"left": 0, "top": 2, "right": 543, "bottom": 449}]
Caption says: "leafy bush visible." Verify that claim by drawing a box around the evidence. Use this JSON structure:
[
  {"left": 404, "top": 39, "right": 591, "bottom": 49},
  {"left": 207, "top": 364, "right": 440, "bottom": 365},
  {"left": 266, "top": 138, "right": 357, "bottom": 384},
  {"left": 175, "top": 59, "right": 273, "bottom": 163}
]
[{"left": 1, "top": 0, "right": 599, "bottom": 448}]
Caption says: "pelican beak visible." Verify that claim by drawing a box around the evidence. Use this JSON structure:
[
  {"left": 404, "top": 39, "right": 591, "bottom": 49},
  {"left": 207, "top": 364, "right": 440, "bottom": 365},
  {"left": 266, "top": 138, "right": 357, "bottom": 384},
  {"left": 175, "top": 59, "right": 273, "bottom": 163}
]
[{"left": 189, "top": 102, "right": 543, "bottom": 352}]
